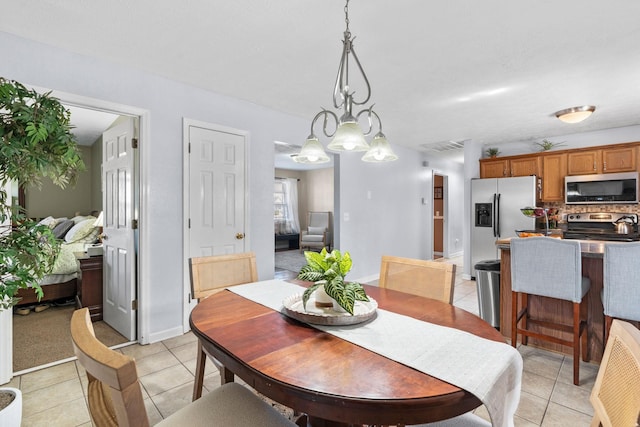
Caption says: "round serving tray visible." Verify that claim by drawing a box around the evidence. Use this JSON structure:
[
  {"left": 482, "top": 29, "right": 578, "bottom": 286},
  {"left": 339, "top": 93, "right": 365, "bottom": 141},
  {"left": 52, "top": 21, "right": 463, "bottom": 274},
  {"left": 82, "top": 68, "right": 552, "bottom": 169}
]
[{"left": 282, "top": 293, "right": 377, "bottom": 326}]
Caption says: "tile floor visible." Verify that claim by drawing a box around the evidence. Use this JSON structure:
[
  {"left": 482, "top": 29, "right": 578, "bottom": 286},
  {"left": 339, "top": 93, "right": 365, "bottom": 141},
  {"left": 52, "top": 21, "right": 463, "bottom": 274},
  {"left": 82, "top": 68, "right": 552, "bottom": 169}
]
[{"left": 10, "top": 257, "right": 597, "bottom": 426}]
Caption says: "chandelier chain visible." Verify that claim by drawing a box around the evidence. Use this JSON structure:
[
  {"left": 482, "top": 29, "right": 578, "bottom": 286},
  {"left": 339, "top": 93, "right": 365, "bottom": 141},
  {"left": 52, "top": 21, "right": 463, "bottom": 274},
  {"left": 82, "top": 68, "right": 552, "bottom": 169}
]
[{"left": 344, "top": 0, "right": 350, "bottom": 35}]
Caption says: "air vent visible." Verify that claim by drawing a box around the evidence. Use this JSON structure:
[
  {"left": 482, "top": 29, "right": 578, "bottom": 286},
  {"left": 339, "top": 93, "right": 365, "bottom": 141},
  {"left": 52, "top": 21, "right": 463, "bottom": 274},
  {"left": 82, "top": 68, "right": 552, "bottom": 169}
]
[{"left": 421, "top": 140, "right": 466, "bottom": 152}]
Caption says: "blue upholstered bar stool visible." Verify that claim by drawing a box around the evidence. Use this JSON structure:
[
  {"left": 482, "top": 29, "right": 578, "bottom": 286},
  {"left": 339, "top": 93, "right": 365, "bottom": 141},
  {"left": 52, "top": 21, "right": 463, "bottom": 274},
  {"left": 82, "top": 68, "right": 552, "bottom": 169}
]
[
  {"left": 511, "top": 237, "right": 591, "bottom": 385},
  {"left": 603, "top": 242, "right": 640, "bottom": 343}
]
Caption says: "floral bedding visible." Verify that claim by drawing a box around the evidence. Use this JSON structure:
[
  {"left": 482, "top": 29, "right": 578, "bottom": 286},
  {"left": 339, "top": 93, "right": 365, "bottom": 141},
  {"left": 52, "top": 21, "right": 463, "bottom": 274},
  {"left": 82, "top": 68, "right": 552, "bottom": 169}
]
[{"left": 50, "top": 242, "right": 86, "bottom": 275}]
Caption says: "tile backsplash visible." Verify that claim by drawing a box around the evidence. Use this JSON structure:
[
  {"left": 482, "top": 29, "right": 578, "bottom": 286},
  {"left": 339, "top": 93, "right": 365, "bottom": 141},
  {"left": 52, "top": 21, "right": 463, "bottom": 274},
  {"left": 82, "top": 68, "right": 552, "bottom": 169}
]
[{"left": 544, "top": 202, "right": 639, "bottom": 224}]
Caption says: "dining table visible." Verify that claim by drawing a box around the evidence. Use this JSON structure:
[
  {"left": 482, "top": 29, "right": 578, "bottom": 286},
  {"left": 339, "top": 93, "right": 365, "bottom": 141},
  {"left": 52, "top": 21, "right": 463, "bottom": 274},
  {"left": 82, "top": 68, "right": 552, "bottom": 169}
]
[{"left": 189, "top": 279, "right": 521, "bottom": 426}]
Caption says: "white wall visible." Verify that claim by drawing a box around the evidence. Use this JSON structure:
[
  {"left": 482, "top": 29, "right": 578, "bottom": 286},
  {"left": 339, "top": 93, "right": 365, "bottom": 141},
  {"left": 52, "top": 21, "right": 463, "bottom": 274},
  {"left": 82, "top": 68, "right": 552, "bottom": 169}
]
[
  {"left": 25, "top": 146, "right": 94, "bottom": 218},
  {"left": 1, "top": 32, "right": 311, "bottom": 342},
  {"left": 337, "top": 145, "right": 464, "bottom": 281}
]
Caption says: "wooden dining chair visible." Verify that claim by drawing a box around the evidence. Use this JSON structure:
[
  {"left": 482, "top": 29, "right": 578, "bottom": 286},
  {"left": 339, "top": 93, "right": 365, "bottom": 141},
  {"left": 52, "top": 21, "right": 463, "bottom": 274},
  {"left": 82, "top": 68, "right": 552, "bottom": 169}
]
[
  {"left": 379, "top": 255, "right": 456, "bottom": 304},
  {"left": 510, "top": 237, "right": 590, "bottom": 386},
  {"left": 70, "top": 308, "right": 296, "bottom": 427},
  {"left": 189, "top": 252, "right": 258, "bottom": 401},
  {"left": 590, "top": 319, "right": 640, "bottom": 427}
]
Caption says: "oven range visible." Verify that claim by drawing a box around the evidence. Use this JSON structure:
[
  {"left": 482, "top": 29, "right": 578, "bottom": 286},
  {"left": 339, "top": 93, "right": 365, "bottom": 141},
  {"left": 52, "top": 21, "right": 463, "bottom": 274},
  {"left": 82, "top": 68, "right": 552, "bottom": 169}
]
[{"left": 563, "top": 212, "right": 640, "bottom": 242}]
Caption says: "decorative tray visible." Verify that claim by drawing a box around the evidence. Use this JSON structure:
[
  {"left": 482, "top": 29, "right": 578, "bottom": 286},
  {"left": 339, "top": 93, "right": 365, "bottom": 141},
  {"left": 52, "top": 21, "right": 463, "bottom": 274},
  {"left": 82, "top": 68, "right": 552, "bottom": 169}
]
[{"left": 282, "top": 293, "right": 377, "bottom": 326}]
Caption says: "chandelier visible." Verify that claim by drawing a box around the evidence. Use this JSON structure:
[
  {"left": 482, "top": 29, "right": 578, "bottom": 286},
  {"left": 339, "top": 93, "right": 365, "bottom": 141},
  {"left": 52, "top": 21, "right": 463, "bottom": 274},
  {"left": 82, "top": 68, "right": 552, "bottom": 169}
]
[{"left": 294, "top": 0, "right": 398, "bottom": 164}]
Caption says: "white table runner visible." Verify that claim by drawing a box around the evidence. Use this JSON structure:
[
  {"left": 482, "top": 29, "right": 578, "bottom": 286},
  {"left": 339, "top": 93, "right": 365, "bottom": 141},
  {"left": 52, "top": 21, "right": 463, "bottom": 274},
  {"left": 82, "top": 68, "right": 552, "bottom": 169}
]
[{"left": 230, "top": 280, "right": 522, "bottom": 427}]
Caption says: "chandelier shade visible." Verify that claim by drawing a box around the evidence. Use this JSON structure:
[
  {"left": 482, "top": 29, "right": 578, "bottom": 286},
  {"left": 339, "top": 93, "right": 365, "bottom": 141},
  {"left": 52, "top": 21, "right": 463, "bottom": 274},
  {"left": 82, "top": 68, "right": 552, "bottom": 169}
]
[
  {"left": 294, "top": 136, "right": 330, "bottom": 164},
  {"left": 327, "top": 121, "right": 370, "bottom": 152},
  {"left": 362, "top": 132, "right": 398, "bottom": 162},
  {"left": 554, "top": 105, "right": 596, "bottom": 124},
  {"left": 300, "top": 0, "right": 397, "bottom": 163}
]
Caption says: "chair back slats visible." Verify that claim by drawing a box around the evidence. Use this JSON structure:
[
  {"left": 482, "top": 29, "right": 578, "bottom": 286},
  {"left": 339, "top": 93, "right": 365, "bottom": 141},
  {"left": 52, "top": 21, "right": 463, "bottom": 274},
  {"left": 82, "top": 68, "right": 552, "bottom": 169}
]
[
  {"left": 189, "top": 252, "right": 258, "bottom": 300},
  {"left": 379, "top": 255, "right": 456, "bottom": 304},
  {"left": 71, "top": 308, "right": 150, "bottom": 427},
  {"left": 590, "top": 320, "right": 640, "bottom": 427}
]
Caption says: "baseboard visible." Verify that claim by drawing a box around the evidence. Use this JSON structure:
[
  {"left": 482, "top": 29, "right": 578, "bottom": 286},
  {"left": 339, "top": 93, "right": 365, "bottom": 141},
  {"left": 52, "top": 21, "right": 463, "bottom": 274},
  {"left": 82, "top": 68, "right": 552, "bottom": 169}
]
[{"left": 448, "top": 250, "right": 463, "bottom": 258}]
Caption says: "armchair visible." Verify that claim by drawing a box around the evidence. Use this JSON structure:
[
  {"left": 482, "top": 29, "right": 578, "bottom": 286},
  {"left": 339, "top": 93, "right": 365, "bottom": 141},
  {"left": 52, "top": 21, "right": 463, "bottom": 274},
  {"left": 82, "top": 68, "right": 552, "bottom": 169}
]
[{"left": 299, "top": 211, "right": 332, "bottom": 252}]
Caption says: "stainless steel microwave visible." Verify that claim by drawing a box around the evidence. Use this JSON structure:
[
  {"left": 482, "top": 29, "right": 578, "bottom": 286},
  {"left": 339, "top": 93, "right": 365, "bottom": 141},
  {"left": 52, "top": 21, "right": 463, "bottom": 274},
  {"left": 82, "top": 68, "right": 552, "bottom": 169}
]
[{"left": 565, "top": 172, "right": 639, "bottom": 204}]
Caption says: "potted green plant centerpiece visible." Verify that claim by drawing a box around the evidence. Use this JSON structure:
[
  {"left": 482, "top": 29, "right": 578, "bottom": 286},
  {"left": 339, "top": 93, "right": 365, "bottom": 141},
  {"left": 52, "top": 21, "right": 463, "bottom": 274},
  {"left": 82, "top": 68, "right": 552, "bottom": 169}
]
[{"left": 297, "top": 248, "right": 369, "bottom": 315}]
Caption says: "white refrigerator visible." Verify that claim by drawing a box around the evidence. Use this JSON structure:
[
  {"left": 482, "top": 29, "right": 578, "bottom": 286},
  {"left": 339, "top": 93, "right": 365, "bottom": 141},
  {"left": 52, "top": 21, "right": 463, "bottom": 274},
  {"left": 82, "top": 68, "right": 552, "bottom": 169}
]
[{"left": 470, "top": 176, "right": 536, "bottom": 278}]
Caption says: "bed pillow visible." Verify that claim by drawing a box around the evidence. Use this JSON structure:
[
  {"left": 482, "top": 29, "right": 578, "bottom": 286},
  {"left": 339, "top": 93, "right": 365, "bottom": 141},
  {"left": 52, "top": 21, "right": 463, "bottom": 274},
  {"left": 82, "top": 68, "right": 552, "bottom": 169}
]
[
  {"left": 65, "top": 218, "right": 98, "bottom": 243},
  {"left": 52, "top": 219, "right": 75, "bottom": 239},
  {"left": 37, "top": 216, "right": 56, "bottom": 228},
  {"left": 70, "top": 215, "right": 91, "bottom": 224}
]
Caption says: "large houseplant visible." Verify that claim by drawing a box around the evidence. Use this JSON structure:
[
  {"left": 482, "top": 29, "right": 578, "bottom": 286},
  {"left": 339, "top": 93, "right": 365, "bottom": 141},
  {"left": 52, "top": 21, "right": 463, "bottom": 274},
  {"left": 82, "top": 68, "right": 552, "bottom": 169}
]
[
  {"left": 0, "top": 77, "right": 85, "bottom": 310},
  {"left": 297, "top": 248, "right": 369, "bottom": 315}
]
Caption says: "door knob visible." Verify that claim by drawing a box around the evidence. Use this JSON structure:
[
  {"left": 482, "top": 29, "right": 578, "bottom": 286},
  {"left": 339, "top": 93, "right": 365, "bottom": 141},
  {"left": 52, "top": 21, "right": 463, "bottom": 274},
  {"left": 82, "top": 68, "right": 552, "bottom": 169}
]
[
  {"left": 235, "top": 233, "right": 245, "bottom": 240},
  {"left": 101, "top": 234, "right": 108, "bottom": 240}
]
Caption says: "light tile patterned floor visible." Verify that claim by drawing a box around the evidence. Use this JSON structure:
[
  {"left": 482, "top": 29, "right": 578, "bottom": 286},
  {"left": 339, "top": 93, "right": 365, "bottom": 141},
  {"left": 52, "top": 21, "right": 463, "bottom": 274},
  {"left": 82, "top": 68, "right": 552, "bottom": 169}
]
[{"left": 11, "top": 257, "right": 596, "bottom": 426}]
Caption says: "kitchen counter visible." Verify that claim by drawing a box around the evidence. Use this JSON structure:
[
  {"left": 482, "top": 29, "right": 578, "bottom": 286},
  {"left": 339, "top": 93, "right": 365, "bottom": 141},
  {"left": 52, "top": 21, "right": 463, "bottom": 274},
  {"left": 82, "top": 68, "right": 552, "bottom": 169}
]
[
  {"left": 497, "top": 237, "right": 617, "bottom": 362},
  {"left": 497, "top": 237, "right": 608, "bottom": 258}
]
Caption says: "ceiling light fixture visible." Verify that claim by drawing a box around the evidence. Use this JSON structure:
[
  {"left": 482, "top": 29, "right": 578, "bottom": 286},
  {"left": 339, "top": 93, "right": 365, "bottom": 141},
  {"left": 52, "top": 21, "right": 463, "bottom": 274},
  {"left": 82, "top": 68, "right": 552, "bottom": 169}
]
[
  {"left": 294, "top": 0, "right": 397, "bottom": 164},
  {"left": 554, "top": 105, "right": 596, "bottom": 124}
]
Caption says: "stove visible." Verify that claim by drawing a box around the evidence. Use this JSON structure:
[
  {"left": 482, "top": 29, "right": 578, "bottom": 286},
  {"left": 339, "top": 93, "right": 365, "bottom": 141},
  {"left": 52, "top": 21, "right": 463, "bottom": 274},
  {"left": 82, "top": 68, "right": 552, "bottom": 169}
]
[{"left": 564, "top": 212, "right": 640, "bottom": 242}]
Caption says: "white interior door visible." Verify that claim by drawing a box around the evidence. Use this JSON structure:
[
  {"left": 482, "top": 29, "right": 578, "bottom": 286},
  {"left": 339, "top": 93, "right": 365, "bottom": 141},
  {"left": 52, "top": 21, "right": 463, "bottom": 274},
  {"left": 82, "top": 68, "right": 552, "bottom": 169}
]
[
  {"left": 102, "top": 117, "right": 137, "bottom": 340},
  {"left": 183, "top": 121, "right": 248, "bottom": 327}
]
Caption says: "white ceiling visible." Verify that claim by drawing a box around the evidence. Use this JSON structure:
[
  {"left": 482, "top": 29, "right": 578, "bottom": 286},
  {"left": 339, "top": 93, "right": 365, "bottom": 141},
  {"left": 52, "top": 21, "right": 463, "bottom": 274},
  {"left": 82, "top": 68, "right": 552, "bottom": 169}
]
[
  {"left": 4, "top": 1, "right": 640, "bottom": 163},
  {"left": 66, "top": 106, "right": 119, "bottom": 146}
]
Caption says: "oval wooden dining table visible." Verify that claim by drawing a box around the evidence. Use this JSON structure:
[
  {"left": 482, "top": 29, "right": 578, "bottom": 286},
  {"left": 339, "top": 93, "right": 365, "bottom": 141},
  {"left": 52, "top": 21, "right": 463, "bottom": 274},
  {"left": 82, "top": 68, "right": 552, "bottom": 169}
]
[{"left": 189, "top": 281, "right": 505, "bottom": 426}]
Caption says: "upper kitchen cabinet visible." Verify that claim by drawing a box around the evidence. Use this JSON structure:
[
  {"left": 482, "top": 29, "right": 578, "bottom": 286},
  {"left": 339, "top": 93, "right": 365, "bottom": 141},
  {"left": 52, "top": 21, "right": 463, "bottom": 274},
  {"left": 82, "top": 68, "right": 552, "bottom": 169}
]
[
  {"left": 540, "top": 153, "right": 567, "bottom": 202},
  {"left": 567, "top": 145, "right": 637, "bottom": 175},
  {"left": 567, "top": 150, "right": 601, "bottom": 175},
  {"left": 480, "top": 158, "right": 509, "bottom": 178},
  {"left": 602, "top": 145, "right": 636, "bottom": 173},
  {"left": 479, "top": 155, "right": 540, "bottom": 178},
  {"left": 509, "top": 156, "right": 540, "bottom": 177}
]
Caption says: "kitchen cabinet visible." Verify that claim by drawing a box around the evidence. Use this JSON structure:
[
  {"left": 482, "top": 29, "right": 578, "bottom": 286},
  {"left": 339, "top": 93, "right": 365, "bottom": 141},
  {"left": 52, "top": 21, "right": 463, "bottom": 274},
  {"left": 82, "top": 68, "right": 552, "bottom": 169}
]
[
  {"left": 480, "top": 155, "right": 539, "bottom": 178},
  {"left": 509, "top": 156, "right": 540, "bottom": 177},
  {"left": 567, "top": 146, "right": 636, "bottom": 175},
  {"left": 567, "top": 150, "right": 600, "bottom": 175},
  {"left": 602, "top": 145, "right": 636, "bottom": 172},
  {"left": 480, "top": 158, "right": 508, "bottom": 178},
  {"left": 540, "top": 153, "right": 567, "bottom": 202}
]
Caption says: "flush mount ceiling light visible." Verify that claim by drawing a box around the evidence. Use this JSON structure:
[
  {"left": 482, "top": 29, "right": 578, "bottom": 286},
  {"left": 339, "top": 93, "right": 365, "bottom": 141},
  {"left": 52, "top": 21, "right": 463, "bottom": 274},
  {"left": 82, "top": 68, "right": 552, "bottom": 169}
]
[
  {"left": 294, "top": 0, "right": 397, "bottom": 164},
  {"left": 554, "top": 105, "right": 596, "bottom": 124}
]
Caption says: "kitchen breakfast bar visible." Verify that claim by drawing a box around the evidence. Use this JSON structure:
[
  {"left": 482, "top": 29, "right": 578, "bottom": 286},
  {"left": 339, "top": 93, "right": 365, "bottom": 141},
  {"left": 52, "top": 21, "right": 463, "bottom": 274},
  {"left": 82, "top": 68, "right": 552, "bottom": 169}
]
[{"left": 497, "top": 238, "right": 635, "bottom": 363}]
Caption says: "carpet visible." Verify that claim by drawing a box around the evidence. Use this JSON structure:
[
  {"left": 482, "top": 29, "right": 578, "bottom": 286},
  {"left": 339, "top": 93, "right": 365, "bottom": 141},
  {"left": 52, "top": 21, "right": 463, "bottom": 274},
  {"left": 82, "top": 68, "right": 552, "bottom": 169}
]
[
  {"left": 13, "top": 304, "right": 129, "bottom": 372},
  {"left": 274, "top": 250, "right": 308, "bottom": 273}
]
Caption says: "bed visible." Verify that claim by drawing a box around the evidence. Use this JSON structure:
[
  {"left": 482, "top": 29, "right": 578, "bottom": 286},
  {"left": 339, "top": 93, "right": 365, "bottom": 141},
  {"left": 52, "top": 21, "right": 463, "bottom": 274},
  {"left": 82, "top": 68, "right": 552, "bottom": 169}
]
[{"left": 15, "top": 215, "right": 100, "bottom": 306}]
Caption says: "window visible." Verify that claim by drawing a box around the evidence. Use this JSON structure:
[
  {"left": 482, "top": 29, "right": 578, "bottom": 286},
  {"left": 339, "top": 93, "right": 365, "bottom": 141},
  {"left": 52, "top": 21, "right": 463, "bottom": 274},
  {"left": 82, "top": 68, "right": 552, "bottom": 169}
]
[{"left": 274, "top": 178, "right": 300, "bottom": 235}]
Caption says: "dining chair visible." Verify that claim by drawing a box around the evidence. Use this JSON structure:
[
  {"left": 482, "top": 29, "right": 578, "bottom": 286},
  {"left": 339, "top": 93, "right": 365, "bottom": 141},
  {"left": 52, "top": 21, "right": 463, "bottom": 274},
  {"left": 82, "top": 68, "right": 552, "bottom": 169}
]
[
  {"left": 70, "top": 307, "right": 296, "bottom": 427},
  {"left": 189, "top": 252, "right": 258, "bottom": 401},
  {"left": 510, "top": 237, "right": 590, "bottom": 385},
  {"left": 379, "top": 255, "right": 456, "bottom": 304},
  {"left": 589, "top": 319, "right": 640, "bottom": 427},
  {"left": 602, "top": 242, "right": 640, "bottom": 343}
]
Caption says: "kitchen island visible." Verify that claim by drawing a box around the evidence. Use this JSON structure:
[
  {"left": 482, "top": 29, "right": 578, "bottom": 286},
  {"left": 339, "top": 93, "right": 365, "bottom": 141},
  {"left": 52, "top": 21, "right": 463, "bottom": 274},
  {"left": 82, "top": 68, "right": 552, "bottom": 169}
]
[{"left": 497, "top": 238, "right": 612, "bottom": 362}]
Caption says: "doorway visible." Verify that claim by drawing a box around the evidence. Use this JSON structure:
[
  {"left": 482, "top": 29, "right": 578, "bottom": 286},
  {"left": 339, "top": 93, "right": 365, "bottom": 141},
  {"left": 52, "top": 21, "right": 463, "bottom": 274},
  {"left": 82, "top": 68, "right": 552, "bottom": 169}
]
[
  {"left": 433, "top": 174, "right": 446, "bottom": 259},
  {"left": 11, "top": 99, "right": 143, "bottom": 375}
]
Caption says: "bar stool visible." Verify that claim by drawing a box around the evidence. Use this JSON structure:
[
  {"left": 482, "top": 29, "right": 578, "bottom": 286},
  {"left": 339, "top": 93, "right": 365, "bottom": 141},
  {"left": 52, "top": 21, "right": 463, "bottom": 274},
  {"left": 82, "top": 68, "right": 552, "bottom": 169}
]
[
  {"left": 603, "top": 242, "right": 640, "bottom": 343},
  {"left": 511, "top": 237, "right": 590, "bottom": 385}
]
